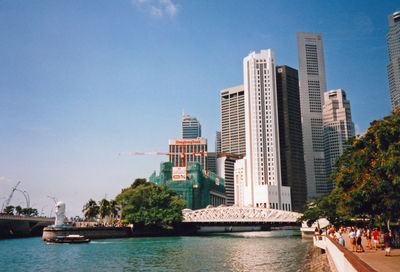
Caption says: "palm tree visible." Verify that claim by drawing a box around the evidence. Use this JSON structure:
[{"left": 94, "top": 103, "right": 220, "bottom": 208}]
[
  {"left": 99, "top": 198, "right": 111, "bottom": 221},
  {"left": 82, "top": 199, "right": 99, "bottom": 220},
  {"left": 109, "top": 200, "right": 120, "bottom": 219}
]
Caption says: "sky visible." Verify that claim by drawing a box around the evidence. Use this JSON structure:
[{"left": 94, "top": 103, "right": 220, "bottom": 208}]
[{"left": 0, "top": 0, "right": 398, "bottom": 217}]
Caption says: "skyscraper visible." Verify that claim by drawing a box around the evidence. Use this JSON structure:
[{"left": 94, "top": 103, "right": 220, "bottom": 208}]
[
  {"left": 217, "top": 153, "right": 242, "bottom": 206},
  {"left": 323, "top": 89, "right": 354, "bottom": 186},
  {"left": 387, "top": 11, "right": 400, "bottom": 110},
  {"left": 215, "top": 131, "right": 221, "bottom": 153},
  {"left": 235, "top": 49, "right": 291, "bottom": 210},
  {"left": 297, "top": 32, "right": 328, "bottom": 198},
  {"left": 182, "top": 115, "right": 201, "bottom": 139},
  {"left": 220, "top": 85, "right": 246, "bottom": 156},
  {"left": 276, "top": 65, "right": 307, "bottom": 212}
]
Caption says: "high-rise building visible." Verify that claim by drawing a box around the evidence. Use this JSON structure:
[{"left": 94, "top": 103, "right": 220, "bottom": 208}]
[
  {"left": 215, "top": 131, "right": 221, "bottom": 153},
  {"left": 387, "top": 11, "right": 400, "bottom": 110},
  {"left": 276, "top": 65, "right": 307, "bottom": 212},
  {"left": 217, "top": 153, "right": 242, "bottom": 206},
  {"left": 182, "top": 115, "right": 202, "bottom": 139},
  {"left": 220, "top": 85, "right": 246, "bottom": 156},
  {"left": 206, "top": 152, "right": 218, "bottom": 174},
  {"left": 169, "top": 138, "right": 208, "bottom": 170},
  {"left": 297, "top": 32, "right": 328, "bottom": 198},
  {"left": 235, "top": 49, "right": 291, "bottom": 210},
  {"left": 323, "top": 89, "right": 355, "bottom": 187}
]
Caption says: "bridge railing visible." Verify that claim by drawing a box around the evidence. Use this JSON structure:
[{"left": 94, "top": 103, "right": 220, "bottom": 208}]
[{"left": 183, "top": 206, "right": 302, "bottom": 223}]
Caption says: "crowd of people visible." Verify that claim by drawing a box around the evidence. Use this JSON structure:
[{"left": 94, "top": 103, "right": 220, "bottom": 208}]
[{"left": 314, "top": 226, "right": 394, "bottom": 256}]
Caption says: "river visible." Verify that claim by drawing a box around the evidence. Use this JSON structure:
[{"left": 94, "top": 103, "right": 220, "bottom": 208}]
[{"left": 0, "top": 230, "right": 310, "bottom": 271}]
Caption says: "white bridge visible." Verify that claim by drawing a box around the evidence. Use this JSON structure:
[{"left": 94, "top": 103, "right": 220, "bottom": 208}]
[{"left": 182, "top": 206, "right": 302, "bottom": 224}]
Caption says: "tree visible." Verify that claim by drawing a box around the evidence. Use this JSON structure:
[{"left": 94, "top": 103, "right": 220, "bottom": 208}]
[
  {"left": 109, "top": 199, "right": 120, "bottom": 219},
  {"left": 115, "top": 180, "right": 186, "bottom": 230},
  {"left": 3, "top": 205, "right": 15, "bottom": 215},
  {"left": 82, "top": 199, "right": 100, "bottom": 220},
  {"left": 99, "top": 198, "right": 111, "bottom": 220},
  {"left": 15, "top": 205, "right": 22, "bottom": 215},
  {"left": 298, "top": 191, "right": 351, "bottom": 227},
  {"left": 331, "top": 110, "right": 400, "bottom": 229},
  {"left": 20, "top": 207, "right": 38, "bottom": 216}
]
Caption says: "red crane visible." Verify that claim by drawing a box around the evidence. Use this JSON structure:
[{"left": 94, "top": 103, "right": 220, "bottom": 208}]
[{"left": 119, "top": 146, "right": 207, "bottom": 167}]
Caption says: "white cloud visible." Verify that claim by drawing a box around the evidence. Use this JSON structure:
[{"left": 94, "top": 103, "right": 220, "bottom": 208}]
[{"left": 132, "top": 0, "right": 179, "bottom": 18}]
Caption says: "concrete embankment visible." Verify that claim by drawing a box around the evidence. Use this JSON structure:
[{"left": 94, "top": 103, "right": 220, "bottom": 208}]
[
  {"left": 42, "top": 223, "right": 199, "bottom": 240},
  {"left": 299, "top": 243, "right": 331, "bottom": 272}
]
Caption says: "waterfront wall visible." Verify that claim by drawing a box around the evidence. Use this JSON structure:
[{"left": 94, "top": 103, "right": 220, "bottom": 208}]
[
  {"left": 313, "top": 235, "right": 377, "bottom": 272},
  {"left": 42, "top": 226, "right": 133, "bottom": 240}
]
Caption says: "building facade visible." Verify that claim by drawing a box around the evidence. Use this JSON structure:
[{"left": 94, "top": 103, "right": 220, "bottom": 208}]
[
  {"left": 182, "top": 115, "right": 202, "bottom": 139},
  {"left": 297, "top": 32, "right": 328, "bottom": 198},
  {"left": 236, "top": 49, "right": 291, "bottom": 210},
  {"left": 217, "top": 153, "right": 242, "bottom": 206},
  {"left": 215, "top": 131, "right": 221, "bottom": 153},
  {"left": 150, "top": 162, "right": 226, "bottom": 209},
  {"left": 169, "top": 138, "right": 208, "bottom": 170},
  {"left": 220, "top": 85, "right": 246, "bottom": 156},
  {"left": 206, "top": 152, "right": 218, "bottom": 174},
  {"left": 276, "top": 65, "right": 307, "bottom": 212},
  {"left": 387, "top": 11, "right": 400, "bottom": 110},
  {"left": 323, "top": 89, "right": 355, "bottom": 187}
]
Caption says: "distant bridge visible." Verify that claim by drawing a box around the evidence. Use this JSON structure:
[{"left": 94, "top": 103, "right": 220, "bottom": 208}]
[
  {"left": 182, "top": 206, "right": 302, "bottom": 224},
  {"left": 0, "top": 214, "right": 54, "bottom": 238}
]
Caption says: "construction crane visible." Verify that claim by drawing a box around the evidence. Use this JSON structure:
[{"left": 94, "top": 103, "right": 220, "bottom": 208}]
[
  {"left": 16, "top": 189, "right": 30, "bottom": 208},
  {"left": 1, "top": 181, "right": 21, "bottom": 211},
  {"left": 119, "top": 148, "right": 208, "bottom": 167}
]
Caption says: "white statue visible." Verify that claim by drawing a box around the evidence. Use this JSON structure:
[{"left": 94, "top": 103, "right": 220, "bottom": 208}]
[{"left": 54, "top": 201, "right": 66, "bottom": 226}]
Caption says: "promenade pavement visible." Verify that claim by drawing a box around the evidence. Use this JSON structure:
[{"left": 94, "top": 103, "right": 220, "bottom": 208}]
[{"left": 342, "top": 232, "right": 400, "bottom": 272}]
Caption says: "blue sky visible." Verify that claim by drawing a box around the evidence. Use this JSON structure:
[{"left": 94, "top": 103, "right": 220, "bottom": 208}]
[{"left": 0, "top": 0, "right": 398, "bottom": 216}]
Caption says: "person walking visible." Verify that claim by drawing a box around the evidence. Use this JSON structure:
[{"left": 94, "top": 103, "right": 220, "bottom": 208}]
[
  {"left": 366, "top": 227, "right": 372, "bottom": 249},
  {"left": 356, "top": 226, "right": 365, "bottom": 252},
  {"left": 372, "top": 228, "right": 379, "bottom": 251},
  {"left": 349, "top": 227, "right": 357, "bottom": 252},
  {"left": 384, "top": 231, "right": 392, "bottom": 256}
]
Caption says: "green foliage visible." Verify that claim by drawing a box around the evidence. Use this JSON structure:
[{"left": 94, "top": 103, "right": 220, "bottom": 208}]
[
  {"left": 115, "top": 179, "right": 186, "bottom": 230},
  {"left": 82, "top": 198, "right": 100, "bottom": 219},
  {"left": 3, "top": 205, "right": 14, "bottom": 214},
  {"left": 332, "top": 110, "right": 400, "bottom": 227},
  {"left": 109, "top": 200, "right": 120, "bottom": 219},
  {"left": 298, "top": 192, "right": 351, "bottom": 226},
  {"left": 15, "top": 205, "right": 22, "bottom": 215},
  {"left": 20, "top": 207, "right": 38, "bottom": 216},
  {"left": 99, "top": 198, "right": 111, "bottom": 220},
  {"left": 301, "top": 111, "right": 400, "bottom": 228}
]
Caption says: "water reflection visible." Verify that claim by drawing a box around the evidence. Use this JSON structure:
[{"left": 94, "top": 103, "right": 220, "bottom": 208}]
[{"left": 0, "top": 230, "right": 310, "bottom": 272}]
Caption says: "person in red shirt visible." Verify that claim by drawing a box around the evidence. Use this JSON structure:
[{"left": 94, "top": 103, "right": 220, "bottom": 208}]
[{"left": 372, "top": 228, "right": 379, "bottom": 251}]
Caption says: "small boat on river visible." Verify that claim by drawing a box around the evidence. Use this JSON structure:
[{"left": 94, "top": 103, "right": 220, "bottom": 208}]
[{"left": 44, "top": 234, "right": 90, "bottom": 244}]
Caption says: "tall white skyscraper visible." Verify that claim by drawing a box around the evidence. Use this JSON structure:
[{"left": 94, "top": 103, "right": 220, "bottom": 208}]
[
  {"left": 323, "top": 89, "right": 355, "bottom": 186},
  {"left": 234, "top": 49, "right": 291, "bottom": 210},
  {"left": 387, "top": 11, "right": 400, "bottom": 110},
  {"left": 297, "top": 32, "right": 328, "bottom": 198}
]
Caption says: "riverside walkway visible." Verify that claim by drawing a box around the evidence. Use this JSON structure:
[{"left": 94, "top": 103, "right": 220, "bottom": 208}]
[{"left": 342, "top": 232, "right": 400, "bottom": 272}]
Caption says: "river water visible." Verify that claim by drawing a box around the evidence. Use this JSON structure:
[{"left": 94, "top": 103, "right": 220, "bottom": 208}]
[{"left": 0, "top": 230, "right": 310, "bottom": 272}]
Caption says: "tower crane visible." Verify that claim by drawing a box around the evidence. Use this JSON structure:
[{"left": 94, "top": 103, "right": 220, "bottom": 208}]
[
  {"left": 119, "top": 148, "right": 208, "bottom": 167},
  {"left": 1, "top": 181, "right": 21, "bottom": 211}
]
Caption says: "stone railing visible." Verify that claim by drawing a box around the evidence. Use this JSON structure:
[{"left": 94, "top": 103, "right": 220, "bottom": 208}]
[{"left": 313, "top": 235, "right": 377, "bottom": 272}]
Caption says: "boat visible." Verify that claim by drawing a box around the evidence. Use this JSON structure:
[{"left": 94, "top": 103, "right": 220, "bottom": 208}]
[{"left": 44, "top": 234, "right": 90, "bottom": 244}]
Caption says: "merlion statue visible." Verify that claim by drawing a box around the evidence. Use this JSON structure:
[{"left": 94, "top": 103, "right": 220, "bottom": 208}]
[{"left": 54, "top": 201, "right": 66, "bottom": 226}]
